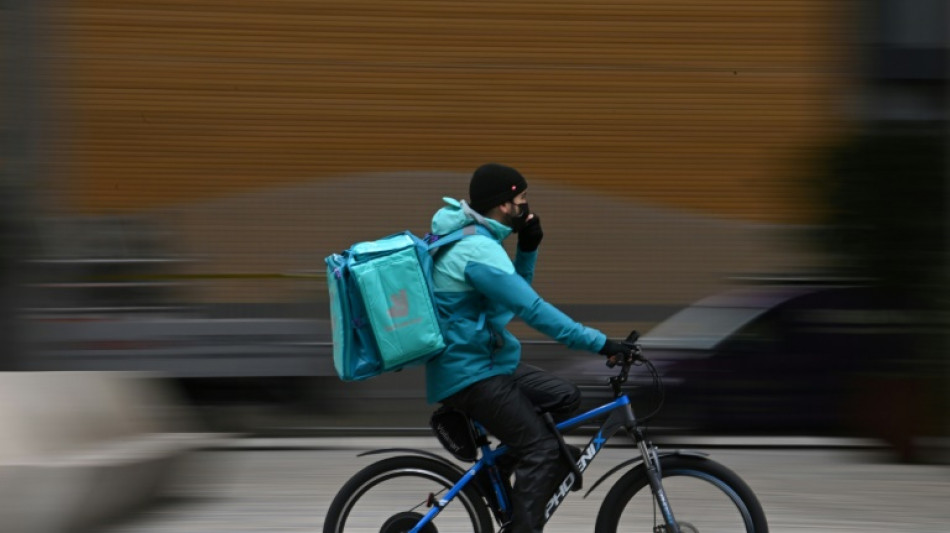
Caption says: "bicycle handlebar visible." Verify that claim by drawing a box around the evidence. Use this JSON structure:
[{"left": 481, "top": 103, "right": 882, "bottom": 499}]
[
  {"left": 604, "top": 330, "right": 666, "bottom": 419},
  {"left": 605, "top": 330, "right": 642, "bottom": 367},
  {"left": 606, "top": 330, "right": 644, "bottom": 396}
]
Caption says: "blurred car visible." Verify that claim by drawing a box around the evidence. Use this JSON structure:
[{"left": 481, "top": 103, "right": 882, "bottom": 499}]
[{"left": 562, "top": 284, "right": 923, "bottom": 435}]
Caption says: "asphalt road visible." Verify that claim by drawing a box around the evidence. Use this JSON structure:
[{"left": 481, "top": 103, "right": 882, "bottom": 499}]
[{"left": 99, "top": 437, "right": 950, "bottom": 533}]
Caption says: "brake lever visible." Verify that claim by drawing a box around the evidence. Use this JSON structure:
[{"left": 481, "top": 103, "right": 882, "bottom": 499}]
[
  {"left": 605, "top": 345, "right": 641, "bottom": 368},
  {"left": 606, "top": 330, "right": 642, "bottom": 369}
]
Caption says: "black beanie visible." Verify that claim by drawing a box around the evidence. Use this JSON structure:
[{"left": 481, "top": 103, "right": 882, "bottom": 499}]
[{"left": 468, "top": 163, "right": 528, "bottom": 214}]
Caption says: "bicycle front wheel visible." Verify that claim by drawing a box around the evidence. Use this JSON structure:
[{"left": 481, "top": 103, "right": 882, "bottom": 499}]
[
  {"left": 323, "top": 455, "right": 494, "bottom": 533},
  {"left": 595, "top": 455, "right": 768, "bottom": 533}
]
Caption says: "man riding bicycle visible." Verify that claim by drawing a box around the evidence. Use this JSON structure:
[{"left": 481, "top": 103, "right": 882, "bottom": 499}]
[{"left": 426, "top": 162, "right": 634, "bottom": 533}]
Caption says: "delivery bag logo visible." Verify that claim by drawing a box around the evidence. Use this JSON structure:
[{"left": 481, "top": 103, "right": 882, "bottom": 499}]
[
  {"left": 385, "top": 289, "right": 424, "bottom": 332},
  {"left": 387, "top": 290, "right": 409, "bottom": 319}
]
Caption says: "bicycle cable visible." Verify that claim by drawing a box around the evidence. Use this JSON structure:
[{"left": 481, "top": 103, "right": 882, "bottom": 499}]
[{"left": 634, "top": 357, "right": 665, "bottom": 423}]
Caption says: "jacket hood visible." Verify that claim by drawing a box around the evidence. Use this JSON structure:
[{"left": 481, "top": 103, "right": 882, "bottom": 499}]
[{"left": 431, "top": 197, "right": 512, "bottom": 241}]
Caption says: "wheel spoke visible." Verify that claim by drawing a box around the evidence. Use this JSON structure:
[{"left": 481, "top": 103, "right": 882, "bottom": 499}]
[
  {"left": 595, "top": 456, "right": 768, "bottom": 533},
  {"left": 324, "top": 456, "right": 493, "bottom": 533}
]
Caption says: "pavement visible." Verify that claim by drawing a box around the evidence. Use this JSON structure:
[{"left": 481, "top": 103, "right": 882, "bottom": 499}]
[{"left": 94, "top": 436, "right": 950, "bottom": 533}]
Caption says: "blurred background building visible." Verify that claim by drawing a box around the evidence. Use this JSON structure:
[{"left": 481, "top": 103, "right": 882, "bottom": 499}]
[{"left": 1, "top": 1, "right": 947, "bottom": 452}]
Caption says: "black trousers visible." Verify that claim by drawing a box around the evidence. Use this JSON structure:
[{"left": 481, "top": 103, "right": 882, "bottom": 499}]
[{"left": 442, "top": 364, "right": 580, "bottom": 533}]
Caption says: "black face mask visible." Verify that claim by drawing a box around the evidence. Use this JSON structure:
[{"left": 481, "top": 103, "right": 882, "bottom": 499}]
[{"left": 509, "top": 202, "right": 530, "bottom": 232}]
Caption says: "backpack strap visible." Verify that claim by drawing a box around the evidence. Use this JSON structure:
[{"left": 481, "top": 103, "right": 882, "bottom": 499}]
[
  {"left": 426, "top": 224, "right": 493, "bottom": 253},
  {"left": 427, "top": 224, "right": 493, "bottom": 330}
]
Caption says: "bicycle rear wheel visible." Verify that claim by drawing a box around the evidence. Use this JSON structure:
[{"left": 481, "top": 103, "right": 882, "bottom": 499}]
[
  {"left": 324, "top": 455, "right": 494, "bottom": 533},
  {"left": 595, "top": 455, "right": 768, "bottom": 533}
]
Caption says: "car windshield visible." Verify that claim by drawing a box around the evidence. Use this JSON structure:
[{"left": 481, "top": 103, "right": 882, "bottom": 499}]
[{"left": 641, "top": 306, "right": 767, "bottom": 350}]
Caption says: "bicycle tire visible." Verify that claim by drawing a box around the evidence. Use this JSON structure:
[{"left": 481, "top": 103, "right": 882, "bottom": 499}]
[
  {"left": 594, "top": 455, "right": 769, "bottom": 533},
  {"left": 324, "top": 455, "right": 495, "bottom": 533}
]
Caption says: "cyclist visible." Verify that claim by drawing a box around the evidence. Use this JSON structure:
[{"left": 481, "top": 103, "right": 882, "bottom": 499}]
[{"left": 426, "top": 162, "right": 633, "bottom": 533}]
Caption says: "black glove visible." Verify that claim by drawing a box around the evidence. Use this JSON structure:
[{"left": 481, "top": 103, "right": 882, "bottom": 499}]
[
  {"left": 598, "top": 339, "right": 631, "bottom": 357},
  {"left": 517, "top": 214, "right": 544, "bottom": 252},
  {"left": 599, "top": 339, "right": 634, "bottom": 368}
]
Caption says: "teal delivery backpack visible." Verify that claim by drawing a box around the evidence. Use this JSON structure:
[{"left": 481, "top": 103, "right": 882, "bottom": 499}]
[{"left": 325, "top": 226, "right": 488, "bottom": 381}]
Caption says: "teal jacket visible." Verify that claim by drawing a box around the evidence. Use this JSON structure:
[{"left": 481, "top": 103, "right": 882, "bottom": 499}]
[{"left": 425, "top": 198, "right": 607, "bottom": 403}]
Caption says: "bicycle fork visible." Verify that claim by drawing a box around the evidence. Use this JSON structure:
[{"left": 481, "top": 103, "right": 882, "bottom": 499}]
[{"left": 625, "top": 408, "right": 682, "bottom": 533}]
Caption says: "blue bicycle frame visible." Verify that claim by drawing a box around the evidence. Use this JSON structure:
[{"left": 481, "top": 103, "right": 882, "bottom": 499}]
[{"left": 409, "top": 393, "right": 647, "bottom": 533}]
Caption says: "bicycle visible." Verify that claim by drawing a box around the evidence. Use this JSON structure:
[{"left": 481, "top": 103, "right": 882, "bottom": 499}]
[{"left": 324, "top": 332, "right": 769, "bottom": 533}]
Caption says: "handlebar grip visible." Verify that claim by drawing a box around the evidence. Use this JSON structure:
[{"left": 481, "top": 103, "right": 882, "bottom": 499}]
[
  {"left": 606, "top": 330, "right": 643, "bottom": 369},
  {"left": 623, "top": 330, "right": 640, "bottom": 345}
]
